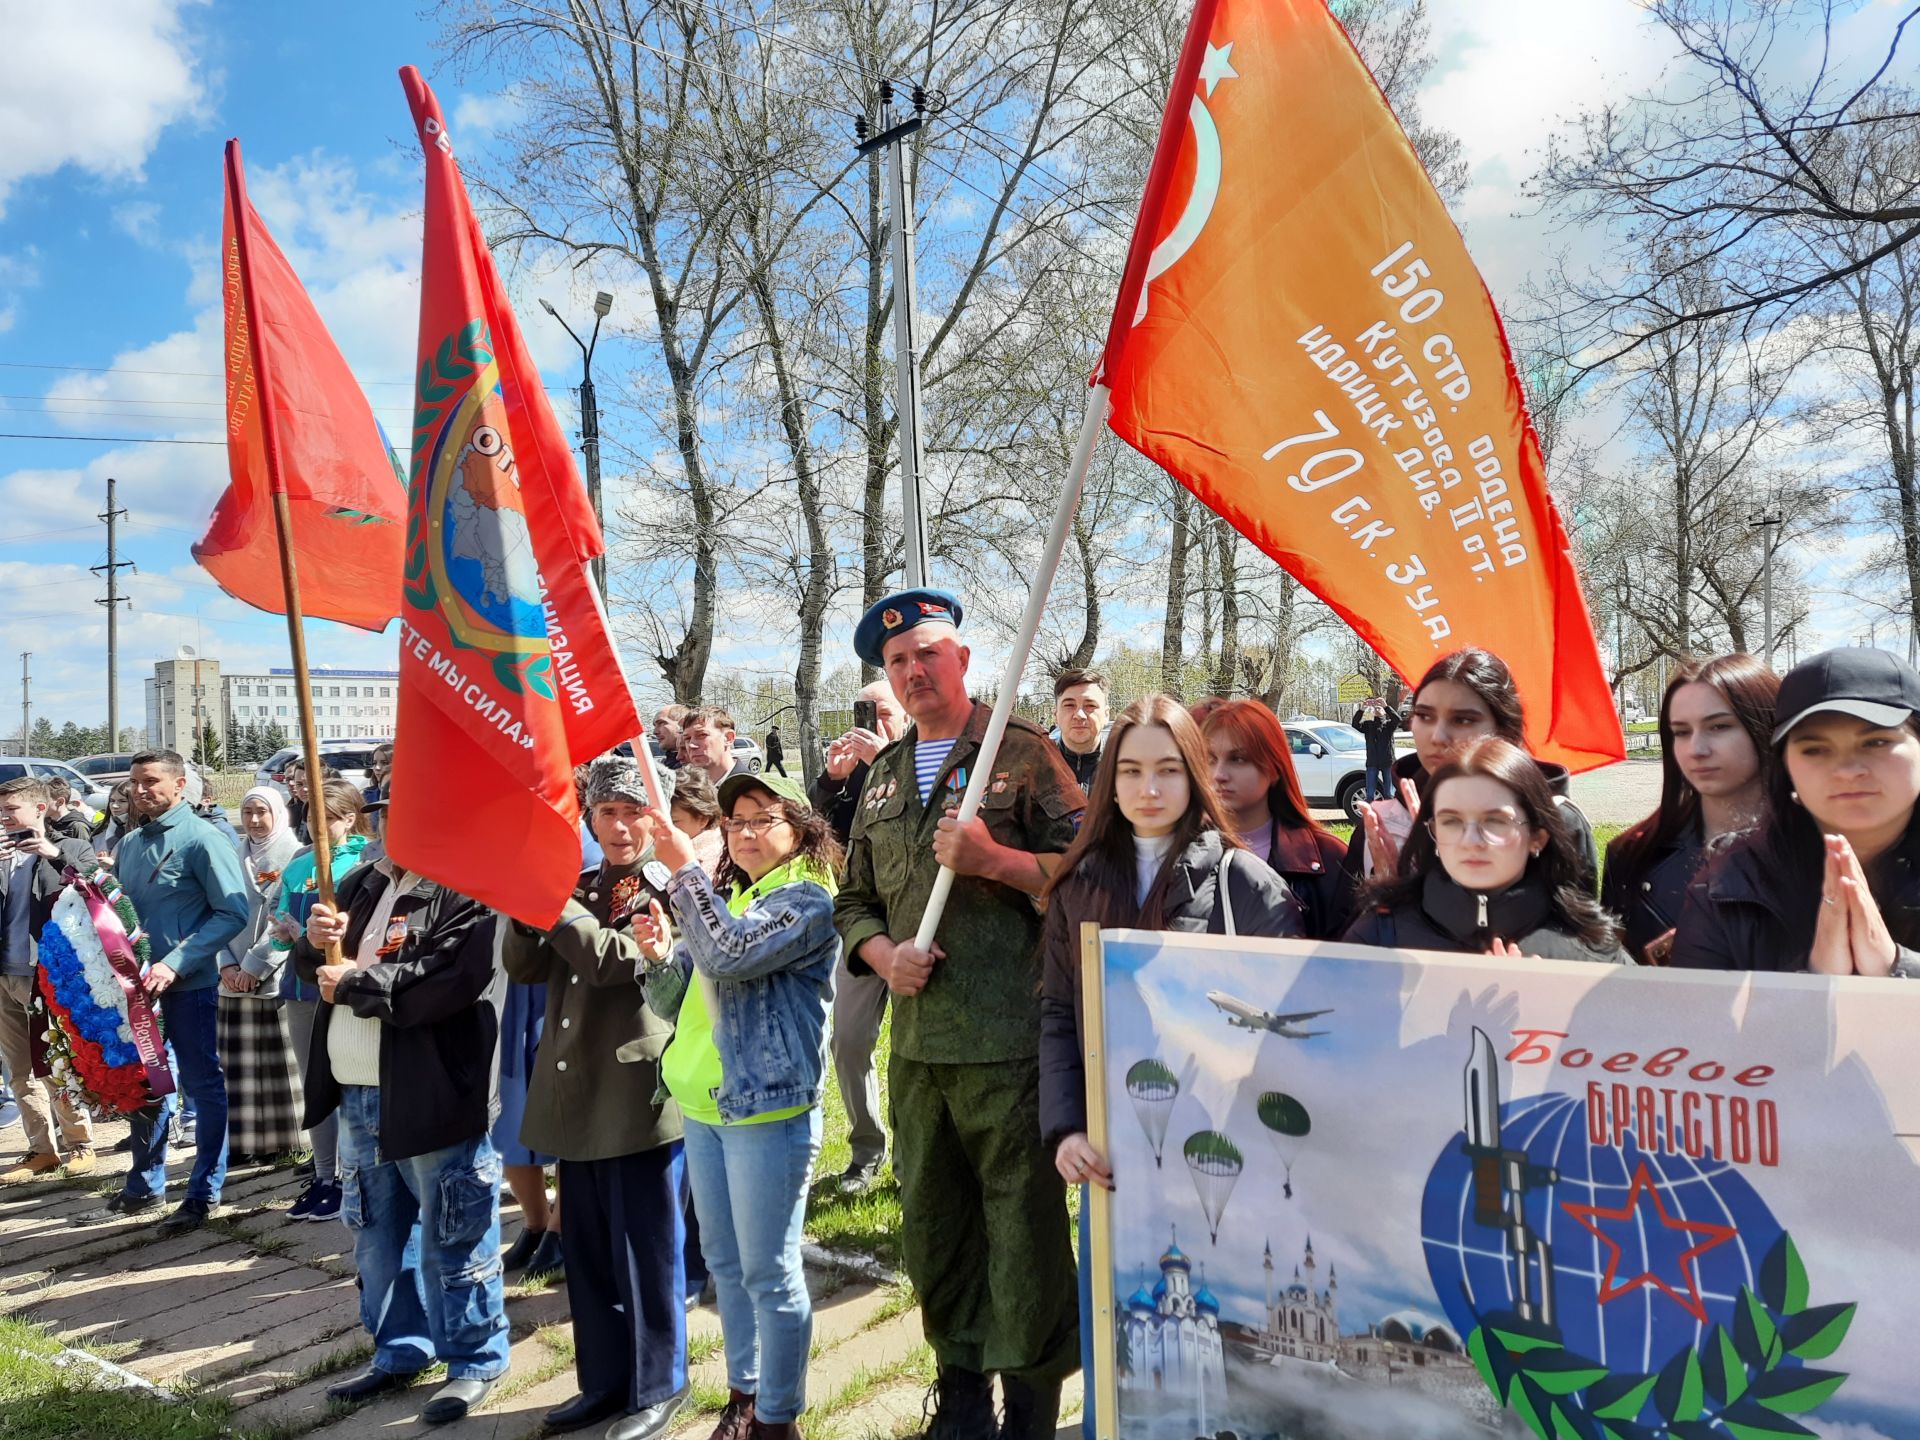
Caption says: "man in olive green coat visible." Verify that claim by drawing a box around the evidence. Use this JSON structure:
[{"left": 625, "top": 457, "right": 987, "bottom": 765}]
[
  {"left": 501, "top": 756, "right": 688, "bottom": 1440},
  {"left": 834, "top": 588, "right": 1085, "bottom": 1440}
]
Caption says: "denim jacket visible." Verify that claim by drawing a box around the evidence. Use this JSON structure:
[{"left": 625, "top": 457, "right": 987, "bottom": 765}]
[{"left": 642, "top": 857, "right": 840, "bottom": 1122}]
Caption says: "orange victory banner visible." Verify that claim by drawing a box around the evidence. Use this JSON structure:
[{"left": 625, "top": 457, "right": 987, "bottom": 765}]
[{"left": 1098, "top": 0, "right": 1622, "bottom": 771}]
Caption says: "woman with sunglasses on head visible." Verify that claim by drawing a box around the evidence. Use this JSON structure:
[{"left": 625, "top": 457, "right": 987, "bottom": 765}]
[
  {"left": 1673, "top": 649, "right": 1920, "bottom": 976},
  {"left": 1200, "top": 700, "right": 1352, "bottom": 937},
  {"left": 1342, "top": 738, "right": 1627, "bottom": 963},
  {"left": 1602, "top": 656, "right": 1778, "bottom": 964},
  {"left": 1347, "top": 647, "right": 1599, "bottom": 893},
  {"left": 1039, "top": 694, "right": 1302, "bottom": 1440}
]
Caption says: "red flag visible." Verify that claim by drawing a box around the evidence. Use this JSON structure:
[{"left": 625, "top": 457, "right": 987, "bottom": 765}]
[
  {"left": 195, "top": 140, "right": 407, "bottom": 633},
  {"left": 387, "top": 66, "right": 644, "bottom": 926},
  {"left": 1099, "top": 0, "right": 1622, "bottom": 772}
]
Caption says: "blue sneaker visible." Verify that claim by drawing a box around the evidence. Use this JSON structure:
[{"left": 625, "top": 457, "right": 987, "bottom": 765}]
[{"left": 302, "top": 1180, "right": 342, "bottom": 1222}]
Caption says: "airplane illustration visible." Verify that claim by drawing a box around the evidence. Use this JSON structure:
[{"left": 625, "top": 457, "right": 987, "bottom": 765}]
[{"left": 1205, "top": 991, "right": 1333, "bottom": 1038}]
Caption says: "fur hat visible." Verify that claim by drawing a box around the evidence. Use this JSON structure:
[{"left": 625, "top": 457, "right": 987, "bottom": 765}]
[{"left": 586, "top": 755, "right": 653, "bottom": 808}]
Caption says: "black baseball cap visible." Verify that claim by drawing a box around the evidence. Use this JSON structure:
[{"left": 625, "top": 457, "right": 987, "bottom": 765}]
[{"left": 1771, "top": 647, "right": 1920, "bottom": 744}]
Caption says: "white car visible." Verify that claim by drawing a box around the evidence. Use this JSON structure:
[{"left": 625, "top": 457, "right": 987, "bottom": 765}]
[
  {"left": 256, "top": 740, "right": 388, "bottom": 793},
  {"left": 0, "top": 756, "right": 113, "bottom": 822},
  {"left": 1281, "top": 722, "right": 1371, "bottom": 822}
]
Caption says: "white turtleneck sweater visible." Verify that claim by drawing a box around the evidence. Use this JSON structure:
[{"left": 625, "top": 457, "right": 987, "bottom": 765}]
[{"left": 1134, "top": 832, "right": 1177, "bottom": 905}]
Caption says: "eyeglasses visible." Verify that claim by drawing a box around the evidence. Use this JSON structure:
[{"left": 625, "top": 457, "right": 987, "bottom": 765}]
[
  {"left": 721, "top": 811, "right": 788, "bottom": 836},
  {"left": 1427, "top": 814, "right": 1526, "bottom": 846}
]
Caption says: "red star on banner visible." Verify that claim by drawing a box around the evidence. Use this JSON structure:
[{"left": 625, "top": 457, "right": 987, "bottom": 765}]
[{"left": 1561, "top": 1163, "right": 1738, "bottom": 1323}]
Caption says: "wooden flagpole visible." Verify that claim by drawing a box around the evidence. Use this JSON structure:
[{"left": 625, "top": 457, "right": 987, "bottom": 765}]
[
  {"left": 1080, "top": 920, "right": 1120, "bottom": 1440},
  {"left": 224, "top": 140, "right": 341, "bottom": 963}
]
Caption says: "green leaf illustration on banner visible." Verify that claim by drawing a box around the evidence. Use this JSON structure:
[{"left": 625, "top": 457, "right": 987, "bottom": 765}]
[
  {"left": 1463, "top": 1230, "right": 1853, "bottom": 1440},
  {"left": 1779, "top": 1302, "right": 1855, "bottom": 1360}
]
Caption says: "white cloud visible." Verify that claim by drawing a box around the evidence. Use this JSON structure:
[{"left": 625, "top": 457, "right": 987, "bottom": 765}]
[{"left": 0, "top": 0, "right": 209, "bottom": 216}]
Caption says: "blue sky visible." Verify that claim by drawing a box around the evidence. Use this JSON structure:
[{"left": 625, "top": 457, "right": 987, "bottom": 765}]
[{"left": 0, "top": 0, "right": 1900, "bottom": 731}]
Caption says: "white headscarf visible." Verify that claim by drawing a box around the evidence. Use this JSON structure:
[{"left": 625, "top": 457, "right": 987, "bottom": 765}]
[{"left": 239, "top": 785, "right": 291, "bottom": 861}]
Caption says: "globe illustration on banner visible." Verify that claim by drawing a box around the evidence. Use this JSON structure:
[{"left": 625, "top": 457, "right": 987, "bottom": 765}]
[{"left": 1419, "top": 1090, "right": 1782, "bottom": 1382}]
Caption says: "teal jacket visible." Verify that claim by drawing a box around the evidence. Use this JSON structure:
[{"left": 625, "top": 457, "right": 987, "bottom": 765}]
[{"left": 114, "top": 801, "right": 250, "bottom": 992}]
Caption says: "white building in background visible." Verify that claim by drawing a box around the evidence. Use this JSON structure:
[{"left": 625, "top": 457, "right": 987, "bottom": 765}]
[
  {"left": 146, "top": 655, "right": 398, "bottom": 759},
  {"left": 222, "top": 667, "right": 398, "bottom": 742}
]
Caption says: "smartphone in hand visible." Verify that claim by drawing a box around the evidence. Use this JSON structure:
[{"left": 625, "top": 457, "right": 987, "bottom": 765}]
[{"left": 852, "top": 698, "right": 878, "bottom": 732}]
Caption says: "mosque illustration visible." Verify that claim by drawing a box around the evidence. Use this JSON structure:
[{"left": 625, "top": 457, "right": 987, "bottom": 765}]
[{"left": 1120, "top": 1230, "right": 1495, "bottom": 1428}]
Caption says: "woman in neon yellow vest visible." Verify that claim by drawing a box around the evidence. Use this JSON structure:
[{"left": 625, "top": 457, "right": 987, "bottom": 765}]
[{"left": 633, "top": 771, "right": 842, "bottom": 1440}]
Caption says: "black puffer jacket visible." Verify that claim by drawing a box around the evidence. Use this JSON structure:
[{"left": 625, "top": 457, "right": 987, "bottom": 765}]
[
  {"left": 1340, "top": 750, "right": 1600, "bottom": 892},
  {"left": 1671, "top": 831, "right": 1920, "bottom": 974},
  {"left": 1341, "top": 868, "right": 1629, "bottom": 964},
  {"left": 1039, "top": 830, "right": 1301, "bottom": 1149}
]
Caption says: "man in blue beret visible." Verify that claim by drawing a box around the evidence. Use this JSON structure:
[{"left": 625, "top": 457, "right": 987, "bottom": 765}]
[{"left": 835, "top": 587, "right": 1085, "bottom": 1440}]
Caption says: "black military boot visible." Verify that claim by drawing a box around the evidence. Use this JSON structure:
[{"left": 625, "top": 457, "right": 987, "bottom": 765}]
[
  {"left": 923, "top": 1365, "right": 995, "bottom": 1440},
  {"left": 996, "top": 1374, "right": 1061, "bottom": 1440}
]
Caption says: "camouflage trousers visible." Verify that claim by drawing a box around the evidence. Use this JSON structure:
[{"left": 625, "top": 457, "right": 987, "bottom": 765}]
[{"left": 889, "top": 1054, "right": 1079, "bottom": 1382}]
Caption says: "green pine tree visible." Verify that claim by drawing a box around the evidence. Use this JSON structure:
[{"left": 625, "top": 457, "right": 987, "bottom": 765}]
[{"left": 198, "top": 720, "right": 224, "bottom": 771}]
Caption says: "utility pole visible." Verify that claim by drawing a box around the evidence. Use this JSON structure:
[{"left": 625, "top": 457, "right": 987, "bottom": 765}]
[
  {"left": 857, "top": 81, "right": 932, "bottom": 587},
  {"left": 539, "top": 291, "right": 614, "bottom": 595},
  {"left": 18, "top": 654, "right": 28, "bottom": 756},
  {"left": 1748, "top": 506, "right": 1783, "bottom": 667},
  {"left": 94, "top": 477, "right": 133, "bottom": 750}
]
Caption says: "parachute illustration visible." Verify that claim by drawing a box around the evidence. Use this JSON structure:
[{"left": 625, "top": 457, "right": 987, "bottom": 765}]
[
  {"left": 1182, "top": 1130, "right": 1244, "bottom": 1243},
  {"left": 1257, "top": 1091, "right": 1312, "bottom": 1199},
  {"left": 1125, "top": 1058, "right": 1179, "bottom": 1167}
]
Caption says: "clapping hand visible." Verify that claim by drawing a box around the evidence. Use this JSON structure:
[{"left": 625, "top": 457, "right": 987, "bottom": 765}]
[
  {"left": 630, "top": 897, "right": 673, "bottom": 965},
  {"left": 1359, "top": 776, "right": 1421, "bottom": 877}
]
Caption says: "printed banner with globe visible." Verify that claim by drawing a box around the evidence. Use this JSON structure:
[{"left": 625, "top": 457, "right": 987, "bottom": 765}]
[{"left": 1094, "top": 930, "right": 1920, "bottom": 1440}]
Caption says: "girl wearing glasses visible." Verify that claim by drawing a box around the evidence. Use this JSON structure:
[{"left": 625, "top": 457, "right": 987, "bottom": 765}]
[
  {"left": 1348, "top": 647, "right": 1599, "bottom": 891},
  {"left": 1601, "top": 655, "right": 1777, "bottom": 964},
  {"left": 630, "top": 772, "right": 843, "bottom": 1440},
  {"left": 1039, "top": 694, "right": 1302, "bottom": 1439},
  {"left": 1342, "top": 738, "right": 1628, "bottom": 963}
]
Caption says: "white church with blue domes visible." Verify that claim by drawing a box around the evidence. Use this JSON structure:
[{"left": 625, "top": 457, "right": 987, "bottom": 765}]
[{"left": 1119, "top": 1228, "right": 1228, "bottom": 1425}]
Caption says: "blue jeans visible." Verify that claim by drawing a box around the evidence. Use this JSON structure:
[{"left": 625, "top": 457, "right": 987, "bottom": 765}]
[
  {"left": 1365, "top": 762, "right": 1394, "bottom": 801},
  {"left": 125, "top": 987, "right": 227, "bottom": 1205},
  {"left": 335, "top": 1085, "right": 510, "bottom": 1381},
  {"left": 682, "top": 1111, "right": 822, "bottom": 1422}
]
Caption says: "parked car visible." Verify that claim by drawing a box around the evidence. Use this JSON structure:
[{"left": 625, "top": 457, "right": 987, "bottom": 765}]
[
  {"left": 0, "top": 757, "right": 113, "bottom": 821},
  {"left": 256, "top": 739, "right": 389, "bottom": 793},
  {"left": 1280, "top": 722, "right": 1370, "bottom": 822},
  {"left": 72, "top": 752, "right": 140, "bottom": 789},
  {"left": 731, "top": 735, "right": 764, "bottom": 773}
]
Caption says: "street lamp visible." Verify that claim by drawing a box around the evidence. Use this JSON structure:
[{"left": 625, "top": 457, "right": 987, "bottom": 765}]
[{"left": 541, "top": 291, "right": 614, "bottom": 593}]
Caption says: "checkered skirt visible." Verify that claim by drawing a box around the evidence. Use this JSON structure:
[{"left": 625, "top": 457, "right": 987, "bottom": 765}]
[{"left": 216, "top": 993, "right": 305, "bottom": 1156}]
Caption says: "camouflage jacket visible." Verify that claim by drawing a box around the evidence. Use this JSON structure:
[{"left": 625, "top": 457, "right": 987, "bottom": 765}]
[{"left": 834, "top": 702, "right": 1085, "bottom": 1063}]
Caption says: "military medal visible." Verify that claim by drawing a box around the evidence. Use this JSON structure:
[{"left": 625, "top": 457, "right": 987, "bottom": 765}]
[
  {"left": 377, "top": 912, "right": 410, "bottom": 957},
  {"left": 610, "top": 874, "right": 642, "bottom": 924}
]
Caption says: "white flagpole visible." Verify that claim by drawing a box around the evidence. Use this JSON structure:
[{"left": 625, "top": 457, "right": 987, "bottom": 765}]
[{"left": 912, "top": 382, "right": 1111, "bottom": 951}]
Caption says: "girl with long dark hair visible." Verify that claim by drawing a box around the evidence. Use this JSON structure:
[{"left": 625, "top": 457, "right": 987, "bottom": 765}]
[
  {"left": 1602, "top": 655, "right": 1778, "bottom": 963},
  {"left": 1343, "top": 739, "right": 1627, "bottom": 963},
  {"left": 1201, "top": 700, "right": 1352, "bottom": 937},
  {"left": 1038, "top": 694, "right": 1301, "bottom": 1440},
  {"left": 1348, "top": 646, "right": 1599, "bottom": 889},
  {"left": 1673, "top": 648, "right": 1920, "bottom": 975}
]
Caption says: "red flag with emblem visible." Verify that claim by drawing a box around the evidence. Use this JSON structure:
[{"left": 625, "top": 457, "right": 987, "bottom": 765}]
[
  {"left": 387, "top": 66, "right": 645, "bottom": 926},
  {"left": 1097, "top": 0, "right": 1621, "bottom": 771},
  {"left": 194, "top": 140, "right": 407, "bottom": 632}
]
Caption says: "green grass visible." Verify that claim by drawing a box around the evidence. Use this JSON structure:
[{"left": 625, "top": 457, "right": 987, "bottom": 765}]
[
  {"left": 0, "top": 1317, "right": 233, "bottom": 1440},
  {"left": 807, "top": 1020, "right": 904, "bottom": 1267}
]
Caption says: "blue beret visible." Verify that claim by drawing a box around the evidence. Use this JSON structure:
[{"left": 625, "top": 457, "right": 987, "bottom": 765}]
[{"left": 854, "top": 588, "right": 964, "bottom": 667}]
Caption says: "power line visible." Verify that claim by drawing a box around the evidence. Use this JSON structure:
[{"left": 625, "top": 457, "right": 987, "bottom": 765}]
[{"left": 0, "top": 432, "right": 223, "bottom": 446}]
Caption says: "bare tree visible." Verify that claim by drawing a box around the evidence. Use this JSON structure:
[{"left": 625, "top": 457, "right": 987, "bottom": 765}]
[
  {"left": 1534, "top": 0, "right": 1920, "bottom": 363},
  {"left": 1330, "top": 0, "right": 1469, "bottom": 201}
]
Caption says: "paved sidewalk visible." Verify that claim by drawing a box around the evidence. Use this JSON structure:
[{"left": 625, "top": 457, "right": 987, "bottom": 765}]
[{"left": 0, "top": 1112, "right": 961, "bottom": 1439}]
